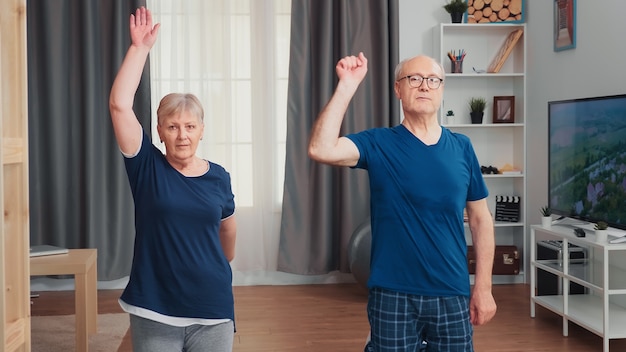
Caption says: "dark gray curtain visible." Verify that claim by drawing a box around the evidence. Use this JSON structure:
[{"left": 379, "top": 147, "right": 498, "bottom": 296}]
[
  {"left": 278, "top": 0, "right": 399, "bottom": 275},
  {"left": 27, "top": 0, "right": 150, "bottom": 280}
]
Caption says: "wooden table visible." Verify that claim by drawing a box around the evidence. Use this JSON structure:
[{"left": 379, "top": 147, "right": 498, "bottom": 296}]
[{"left": 30, "top": 248, "right": 98, "bottom": 351}]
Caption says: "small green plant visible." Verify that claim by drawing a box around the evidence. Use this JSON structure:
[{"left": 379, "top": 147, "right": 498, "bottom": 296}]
[
  {"left": 594, "top": 221, "right": 608, "bottom": 231},
  {"left": 468, "top": 97, "right": 487, "bottom": 113},
  {"left": 540, "top": 206, "right": 551, "bottom": 217},
  {"left": 443, "top": 0, "right": 469, "bottom": 14}
]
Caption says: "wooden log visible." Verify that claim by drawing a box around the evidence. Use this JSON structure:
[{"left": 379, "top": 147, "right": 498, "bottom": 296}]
[
  {"left": 491, "top": 0, "right": 504, "bottom": 11},
  {"left": 474, "top": 10, "right": 483, "bottom": 21},
  {"left": 498, "top": 7, "right": 511, "bottom": 20},
  {"left": 509, "top": 0, "right": 522, "bottom": 15},
  {"left": 483, "top": 7, "right": 493, "bottom": 17},
  {"left": 473, "top": 0, "right": 485, "bottom": 10},
  {"left": 468, "top": 6, "right": 475, "bottom": 15}
]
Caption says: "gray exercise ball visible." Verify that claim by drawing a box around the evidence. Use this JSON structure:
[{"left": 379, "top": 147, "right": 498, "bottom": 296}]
[{"left": 348, "top": 219, "right": 371, "bottom": 288}]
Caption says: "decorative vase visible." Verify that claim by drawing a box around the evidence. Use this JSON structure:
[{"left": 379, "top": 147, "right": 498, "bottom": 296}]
[
  {"left": 450, "top": 12, "right": 464, "bottom": 23},
  {"left": 470, "top": 112, "right": 484, "bottom": 124},
  {"left": 595, "top": 229, "right": 608, "bottom": 242},
  {"left": 541, "top": 216, "right": 552, "bottom": 228}
]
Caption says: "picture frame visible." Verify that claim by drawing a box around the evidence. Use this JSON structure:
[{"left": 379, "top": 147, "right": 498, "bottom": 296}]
[
  {"left": 465, "top": 0, "right": 525, "bottom": 23},
  {"left": 554, "top": 0, "right": 576, "bottom": 51},
  {"left": 493, "top": 96, "right": 515, "bottom": 123}
]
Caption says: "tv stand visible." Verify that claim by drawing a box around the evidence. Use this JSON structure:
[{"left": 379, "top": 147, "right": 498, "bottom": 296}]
[
  {"left": 530, "top": 225, "right": 626, "bottom": 352},
  {"left": 551, "top": 218, "right": 626, "bottom": 239},
  {"left": 607, "top": 227, "right": 626, "bottom": 239},
  {"left": 551, "top": 216, "right": 587, "bottom": 227}
]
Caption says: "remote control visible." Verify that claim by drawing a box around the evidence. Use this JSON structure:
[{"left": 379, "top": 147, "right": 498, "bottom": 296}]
[{"left": 609, "top": 237, "right": 626, "bottom": 244}]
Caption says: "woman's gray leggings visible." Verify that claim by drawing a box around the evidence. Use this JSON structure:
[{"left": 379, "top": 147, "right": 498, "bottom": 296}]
[{"left": 129, "top": 314, "right": 234, "bottom": 352}]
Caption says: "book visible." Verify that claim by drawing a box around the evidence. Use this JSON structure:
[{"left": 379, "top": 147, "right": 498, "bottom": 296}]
[
  {"left": 29, "top": 245, "right": 69, "bottom": 257},
  {"left": 487, "top": 29, "right": 524, "bottom": 73}
]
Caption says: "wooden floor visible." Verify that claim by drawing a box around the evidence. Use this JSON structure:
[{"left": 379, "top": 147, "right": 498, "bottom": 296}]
[{"left": 30, "top": 283, "right": 626, "bottom": 351}]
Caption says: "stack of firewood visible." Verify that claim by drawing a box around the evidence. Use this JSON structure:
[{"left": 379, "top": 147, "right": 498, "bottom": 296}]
[{"left": 466, "top": 0, "right": 523, "bottom": 23}]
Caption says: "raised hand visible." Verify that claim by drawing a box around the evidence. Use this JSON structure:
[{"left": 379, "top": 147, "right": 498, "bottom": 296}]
[
  {"left": 110, "top": 7, "right": 161, "bottom": 155},
  {"left": 335, "top": 52, "right": 368, "bottom": 85},
  {"left": 130, "top": 7, "right": 160, "bottom": 49}
]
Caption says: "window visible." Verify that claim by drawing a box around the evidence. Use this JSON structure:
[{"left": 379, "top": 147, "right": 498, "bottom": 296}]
[{"left": 148, "top": 0, "right": 291, "bottom": 209}]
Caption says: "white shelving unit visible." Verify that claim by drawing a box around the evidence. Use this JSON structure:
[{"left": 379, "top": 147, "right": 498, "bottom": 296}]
[
  {"left": 530, "top": 224, "right": 626, "bottom": 352},
  {"left": 433, "top": 23, "right": 527, "bottom": 284}
]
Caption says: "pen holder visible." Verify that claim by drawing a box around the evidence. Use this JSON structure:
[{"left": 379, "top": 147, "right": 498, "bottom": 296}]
[{"left": 450, "top": 60, "right": 463, "bottom": 73}]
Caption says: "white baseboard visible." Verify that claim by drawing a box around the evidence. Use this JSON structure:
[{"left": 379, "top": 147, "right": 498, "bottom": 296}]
[{"left": 30, "top": 270, "right": 356, "bottom": 291}]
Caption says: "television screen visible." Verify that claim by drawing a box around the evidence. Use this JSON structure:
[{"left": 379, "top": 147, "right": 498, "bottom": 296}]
[{"left": 548, "top": 94, "right": 626, "bottom": 230}]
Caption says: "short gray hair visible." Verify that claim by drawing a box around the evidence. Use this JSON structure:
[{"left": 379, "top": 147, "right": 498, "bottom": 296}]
[
  {"left": 156, "top": 93, "right": 204, "bottom": 126},
  {"left": 394, "top": 55, "right": 445, "bottom": 80}
]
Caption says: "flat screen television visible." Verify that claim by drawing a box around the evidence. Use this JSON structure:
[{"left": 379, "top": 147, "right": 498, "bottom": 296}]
[{"left": 548, "top": 94, "right": 626, "bottom": 230}]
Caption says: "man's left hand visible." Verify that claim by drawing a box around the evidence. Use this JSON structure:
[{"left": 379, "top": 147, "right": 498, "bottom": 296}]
[{"left": 469, "top": 287, "right": 497, "bottom": 325}]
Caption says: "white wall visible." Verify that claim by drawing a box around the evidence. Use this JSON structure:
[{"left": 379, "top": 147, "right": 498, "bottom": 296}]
[
  {"left": 398, "top": 1, "right": 449, "bottom": 60},
  {"left": 524, "top": 0, "right": 626, "bottom": 227},
  {"left": 36, "top": 2, "right": 626, "bottom": 290},
  {"left": 399, "top": 0, "right": 626, "bottom": 282}
]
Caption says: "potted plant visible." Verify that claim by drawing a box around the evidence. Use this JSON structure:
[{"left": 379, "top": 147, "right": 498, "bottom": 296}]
[
  {"left": 540, "top": 206, "right": 552, "bottom": 227},
  {"left": 594, "top": 221, "right": 608, "bottom": 230},
  {"left": 445, "top": 110, "right": 455, "bottom": 124},
  {"left": 443, "top": 0, "right": 468, "bottom": 23},
  {"left": 594, "top": 221, "right": 609, "bottom": 242},
  {"left": 468, "top": 97, "right": 487, "bottom": 124}
]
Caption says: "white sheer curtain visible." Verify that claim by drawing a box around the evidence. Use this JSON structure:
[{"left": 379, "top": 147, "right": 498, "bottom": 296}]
[
  {"left": 147, "top": 0, "right": 353, "bottom": 285},
  {"left": 147, "top": 0, "right": 290, "bottom": 283}
]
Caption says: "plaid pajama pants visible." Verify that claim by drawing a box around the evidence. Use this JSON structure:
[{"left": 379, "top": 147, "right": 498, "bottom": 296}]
[{"left": 364, "top": 287, "right": 473, "bottom": 352}]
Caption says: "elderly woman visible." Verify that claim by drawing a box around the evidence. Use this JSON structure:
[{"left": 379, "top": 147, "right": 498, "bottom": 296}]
[{"left": 109, "top": 7, "right": 237, "bottom": 352}]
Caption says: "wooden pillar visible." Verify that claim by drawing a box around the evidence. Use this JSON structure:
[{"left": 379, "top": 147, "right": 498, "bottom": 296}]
[{"left": 0, "top": 0, "right": 30, "bottom": 351}]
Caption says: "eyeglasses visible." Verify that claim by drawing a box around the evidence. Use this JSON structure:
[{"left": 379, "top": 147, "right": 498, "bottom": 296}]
[{"left": 397, "top": 75, "right": 443, "bottom": 89}]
